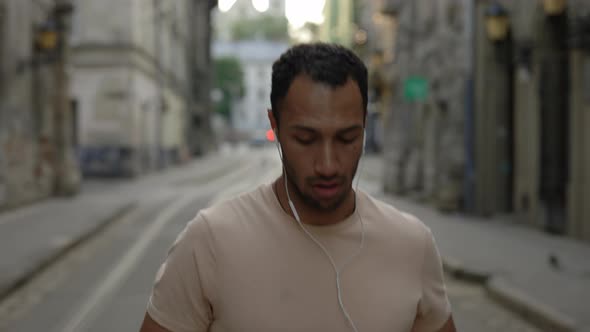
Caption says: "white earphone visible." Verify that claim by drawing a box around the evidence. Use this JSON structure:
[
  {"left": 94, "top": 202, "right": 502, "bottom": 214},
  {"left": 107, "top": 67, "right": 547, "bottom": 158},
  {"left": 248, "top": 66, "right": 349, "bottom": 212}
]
[
  {"left": 362, "top": 131, "right": 366, "bottom": 155},
  {"left": 273, "top": 128, "right": 365, "bottom": 332}
]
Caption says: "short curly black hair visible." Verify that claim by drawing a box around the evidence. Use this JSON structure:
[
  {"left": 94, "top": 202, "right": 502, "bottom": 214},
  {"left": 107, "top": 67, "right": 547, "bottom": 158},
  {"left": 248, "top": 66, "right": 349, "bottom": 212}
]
[{"left": 270, "top": 43, "right": 368, "bottom": 127}]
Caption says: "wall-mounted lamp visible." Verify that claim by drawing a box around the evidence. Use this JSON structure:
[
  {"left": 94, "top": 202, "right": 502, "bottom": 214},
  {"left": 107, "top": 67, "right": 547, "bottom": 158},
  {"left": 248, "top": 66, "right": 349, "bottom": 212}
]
[
  {"left": 18, "top": 19, "right": 60, "bottom": 72},
  {"left": 33, "top": 1, "right": 74, "bottom": 53},
  {"left": 35, "top": 22, "right": 58, "bottom": 52},
  {"left": 542, "top": 0, "right": 567, "bottom": 16},
  {"left": 485, "top": 3, "right": 510, "bottom": 42}
]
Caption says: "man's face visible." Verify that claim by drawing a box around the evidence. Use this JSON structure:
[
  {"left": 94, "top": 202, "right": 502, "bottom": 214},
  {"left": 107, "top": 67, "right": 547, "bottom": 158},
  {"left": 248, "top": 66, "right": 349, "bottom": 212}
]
[{"left": 271, "top": 75, "right": 365, "bottom": 213}]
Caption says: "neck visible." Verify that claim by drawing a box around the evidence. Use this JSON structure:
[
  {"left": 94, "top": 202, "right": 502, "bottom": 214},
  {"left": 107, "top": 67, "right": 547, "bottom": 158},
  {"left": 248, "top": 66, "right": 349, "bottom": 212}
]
[{"left": 273, "top": 176, "right": 356, "bottom": 226}]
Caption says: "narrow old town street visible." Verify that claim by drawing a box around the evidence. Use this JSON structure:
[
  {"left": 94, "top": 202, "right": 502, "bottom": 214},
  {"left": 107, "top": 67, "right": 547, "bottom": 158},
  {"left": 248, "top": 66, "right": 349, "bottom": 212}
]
[
  {"left": 0, "top": 146, "right": 548, "bottom": 331},
  {"left": 1, "top": 0, "right": 589, "bottom": 331}
]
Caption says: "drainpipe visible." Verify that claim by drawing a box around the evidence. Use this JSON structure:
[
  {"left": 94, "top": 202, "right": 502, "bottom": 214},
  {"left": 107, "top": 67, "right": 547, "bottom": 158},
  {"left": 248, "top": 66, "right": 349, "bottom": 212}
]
[
  {"left": 53, "top": 0, "right": 79, "bottom": 195},
  {"left": 464, "top": 0, "right": 476, "bottom": 212},
  {"left": 397, "top": 0, "right": 417, "bottom": 193},
  {"left": 152, "top": 0, "right": 165, "bottom": 169}
]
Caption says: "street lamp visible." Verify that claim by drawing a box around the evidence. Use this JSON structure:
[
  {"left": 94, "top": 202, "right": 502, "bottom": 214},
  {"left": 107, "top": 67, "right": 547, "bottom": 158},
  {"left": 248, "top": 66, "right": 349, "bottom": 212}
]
[
  {"left": 485, "top": 3, "right": 510, "bottom": 42},
  {"left": 541, "top": 0, "right": 567, "bottom": 16}
]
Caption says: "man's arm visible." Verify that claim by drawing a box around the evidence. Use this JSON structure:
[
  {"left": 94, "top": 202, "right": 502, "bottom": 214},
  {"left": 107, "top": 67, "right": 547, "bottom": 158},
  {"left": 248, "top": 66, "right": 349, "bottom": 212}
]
[
  {"left": 141, "top": 214, "right": 214, "bottom": 332},
  {"left": 139, "top": 312, "right": 172, "bottom": 332}
]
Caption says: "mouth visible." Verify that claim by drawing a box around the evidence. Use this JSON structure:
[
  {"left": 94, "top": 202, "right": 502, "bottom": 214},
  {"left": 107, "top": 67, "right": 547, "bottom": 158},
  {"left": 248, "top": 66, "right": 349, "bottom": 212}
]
[{"left": 312, "top": 182, "right": 342, "bottom": 199}]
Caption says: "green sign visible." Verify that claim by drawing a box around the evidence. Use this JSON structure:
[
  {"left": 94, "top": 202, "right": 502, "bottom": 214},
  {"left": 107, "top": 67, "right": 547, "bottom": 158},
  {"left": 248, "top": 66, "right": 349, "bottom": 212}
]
[{"left": 403, "top": 76, "right": 429, "bottom": 102}]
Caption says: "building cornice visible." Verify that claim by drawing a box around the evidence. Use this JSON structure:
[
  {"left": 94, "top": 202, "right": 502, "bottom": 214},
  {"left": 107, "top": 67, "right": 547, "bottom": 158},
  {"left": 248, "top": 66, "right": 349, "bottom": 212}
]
[{"left": 70, "top": 43, "right": 189, "bottom": 97}]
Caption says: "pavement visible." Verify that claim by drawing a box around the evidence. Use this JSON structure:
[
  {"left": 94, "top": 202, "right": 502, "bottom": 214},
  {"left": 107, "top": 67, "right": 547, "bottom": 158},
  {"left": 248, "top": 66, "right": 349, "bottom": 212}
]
[
  {"left": 0, "top": 187, "right": 136, "bottom": 301},
  {"left": 1, "top": 149, "right": 589, "bottom": 332},
  {"left": 360, "top": 154, "right": 590, "bottom": 332},
  {"left": 0, "top": 147, "right": 251, "bottom": 302}
]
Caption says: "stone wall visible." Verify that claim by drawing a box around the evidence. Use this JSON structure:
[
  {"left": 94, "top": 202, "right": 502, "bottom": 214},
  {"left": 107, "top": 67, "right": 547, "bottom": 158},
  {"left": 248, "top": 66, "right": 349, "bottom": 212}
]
[
  {"left": 383, "top": 0, "right": 470, "bottom": 211},
  {"left": 0, "top": 0, "right": 61, "bottom": 210}
]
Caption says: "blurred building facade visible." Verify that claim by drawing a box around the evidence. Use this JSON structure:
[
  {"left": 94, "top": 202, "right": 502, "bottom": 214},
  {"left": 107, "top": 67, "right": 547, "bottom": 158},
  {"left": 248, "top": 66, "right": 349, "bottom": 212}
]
[
  {"left": 470, "top": 0, "right": 590, "bottom": 241},
  {"left": 567, "top": 0, "right": 590, "bottom": 241},
  {"left": 213, "top": 40, "right": 288, "bottom": 142},
  {"left": 321, "top": 0, "right": 392, "bottom": 153},
  {"left": 0, "top": 0, "right": 80, "bottom": 211},
  {"left": 374, "top": 0, "right": 590, "bottom": 241},
  {"left": 320, "top": 0, "right": 357, "bottom": 47},
  {"left": 69, "top": 0, "right": 216, "bottom": 176},
  {"left": 480, "top": 0, "right": 590, "bottom": 242},
  {"left": 213, "top": 0, "right": 285, "bottom": 42},
  {"left": 212, "top": 0, "right": 288, "bottom": 143},
  {"left": 189, "top": 0, "right": 218, "bottom": 156},
  {"left": 375, "top": 0, "right": 470, "bottom": 213}
]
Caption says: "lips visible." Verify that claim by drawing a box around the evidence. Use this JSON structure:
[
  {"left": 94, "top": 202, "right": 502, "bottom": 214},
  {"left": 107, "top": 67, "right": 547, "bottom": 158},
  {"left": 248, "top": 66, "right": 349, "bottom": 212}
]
[{"left": 312, "top": 182, "right": 342, "bottom": 199}]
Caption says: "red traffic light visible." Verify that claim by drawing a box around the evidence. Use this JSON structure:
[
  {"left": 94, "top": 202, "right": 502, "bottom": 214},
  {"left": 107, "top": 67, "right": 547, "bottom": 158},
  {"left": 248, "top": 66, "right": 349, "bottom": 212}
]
[{"left": 266, "top": 129, "right": 275, "bottom": 142}]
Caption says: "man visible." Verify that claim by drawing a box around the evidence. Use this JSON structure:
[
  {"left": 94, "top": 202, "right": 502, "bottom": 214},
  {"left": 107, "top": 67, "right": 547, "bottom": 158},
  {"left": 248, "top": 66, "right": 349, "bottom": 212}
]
[{"left": 140, "top": 43, "right": 455, "bottom": 332}]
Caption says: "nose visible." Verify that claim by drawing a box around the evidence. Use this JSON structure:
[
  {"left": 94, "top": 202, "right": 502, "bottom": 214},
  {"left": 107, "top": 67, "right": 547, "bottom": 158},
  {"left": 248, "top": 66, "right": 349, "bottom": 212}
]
[{"left": 314, "top": 142, "right": 339, "bottom": 178}]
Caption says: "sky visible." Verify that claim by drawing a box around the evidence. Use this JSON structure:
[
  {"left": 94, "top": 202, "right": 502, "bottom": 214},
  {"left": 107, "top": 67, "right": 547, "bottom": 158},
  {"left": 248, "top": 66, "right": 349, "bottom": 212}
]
[{"left": 217, "top": 0, "right": 325, "bottom": 29}]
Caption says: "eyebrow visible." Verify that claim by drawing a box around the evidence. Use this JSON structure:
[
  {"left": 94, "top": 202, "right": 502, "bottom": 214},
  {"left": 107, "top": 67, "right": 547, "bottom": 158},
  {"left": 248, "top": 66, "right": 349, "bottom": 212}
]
[{"left": 289, "top": 124, "right": 364, "bottom": 134}]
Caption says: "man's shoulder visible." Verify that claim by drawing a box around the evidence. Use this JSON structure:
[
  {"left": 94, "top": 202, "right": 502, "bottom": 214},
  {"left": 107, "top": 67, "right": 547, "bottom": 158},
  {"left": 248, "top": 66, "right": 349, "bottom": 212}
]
[
  {"left": 362, "top": 192, "right": 430, "bottom": 239},
  {"left": 206, "top": 182, "right": 267, "bottom": 210},
  {"left": 197, "top": 183, "right": 271, "bottom": 229},
  {"left": 181, "top": 183, "right": 276, "bottom": 253}
]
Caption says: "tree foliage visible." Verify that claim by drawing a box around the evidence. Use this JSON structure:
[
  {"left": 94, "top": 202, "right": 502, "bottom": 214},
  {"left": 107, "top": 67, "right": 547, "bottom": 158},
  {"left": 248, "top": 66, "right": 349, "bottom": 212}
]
[
  {"left": 231, "top": 14, "right": 289, "bottom": 41},
  {"left": 302, "top": 22, "right": 320, "bottom": 36},
  {"left": 213, "top": 57, "right": 245, "bottom": 119}
]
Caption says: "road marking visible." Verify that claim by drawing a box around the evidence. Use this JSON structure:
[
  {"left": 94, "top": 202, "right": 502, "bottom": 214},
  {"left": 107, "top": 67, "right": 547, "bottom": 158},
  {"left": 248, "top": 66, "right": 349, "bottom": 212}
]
[
  {"left": 58, "top": 190, "right": 199, "bottom": 332},
  {"left": 57, "top": 154, "right": 262, "bottom": 332},
  {"left": 209, "top": 154, "right": 281, "bottom": 205}
]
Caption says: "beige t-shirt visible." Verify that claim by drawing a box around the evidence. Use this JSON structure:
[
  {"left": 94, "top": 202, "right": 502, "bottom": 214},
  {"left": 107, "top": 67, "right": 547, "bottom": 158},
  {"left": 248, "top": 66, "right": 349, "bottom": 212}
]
[{"left": 147, "top": 183, "right": 451, "bottom": 332}]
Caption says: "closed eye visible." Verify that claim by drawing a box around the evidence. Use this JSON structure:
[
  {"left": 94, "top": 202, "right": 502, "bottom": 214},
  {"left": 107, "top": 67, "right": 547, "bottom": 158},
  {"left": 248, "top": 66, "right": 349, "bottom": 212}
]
[
  {"left": 339, "top": 136, "right": 359, "bottom": 144},
  {"left": 295, "top": 137, "right": 315, "bottom": 145}
]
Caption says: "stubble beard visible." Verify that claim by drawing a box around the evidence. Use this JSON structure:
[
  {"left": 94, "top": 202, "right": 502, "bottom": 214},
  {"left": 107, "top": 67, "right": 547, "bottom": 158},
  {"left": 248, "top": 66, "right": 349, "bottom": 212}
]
[{"left": 282, "top": 155, "right": 360, "bottom": 213}]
